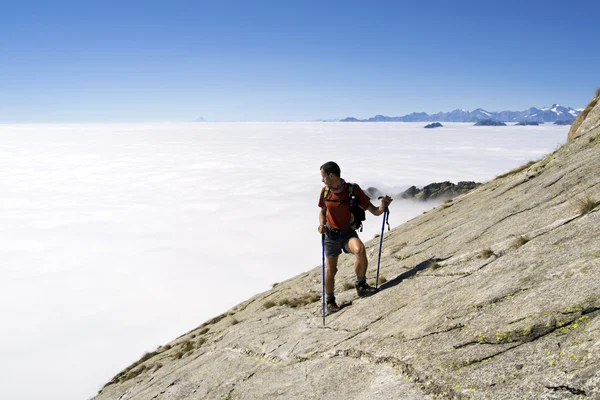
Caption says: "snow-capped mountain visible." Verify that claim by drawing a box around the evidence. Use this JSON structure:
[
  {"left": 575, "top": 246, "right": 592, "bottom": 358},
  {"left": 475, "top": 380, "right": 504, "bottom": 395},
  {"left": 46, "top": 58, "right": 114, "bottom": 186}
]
[{"left": 341, "top": 104, "right": 581, "bottom": 123}]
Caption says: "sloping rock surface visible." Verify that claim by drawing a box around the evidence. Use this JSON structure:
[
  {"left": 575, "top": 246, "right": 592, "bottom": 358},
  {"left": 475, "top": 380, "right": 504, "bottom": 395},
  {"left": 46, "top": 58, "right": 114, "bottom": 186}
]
[{"left": 94, "top": 96, "right": 600, "bottom": 400}]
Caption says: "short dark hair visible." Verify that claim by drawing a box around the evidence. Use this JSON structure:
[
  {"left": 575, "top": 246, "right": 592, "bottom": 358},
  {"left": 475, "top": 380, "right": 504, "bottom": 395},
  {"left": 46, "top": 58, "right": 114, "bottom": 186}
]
[{"left": 320, "top": 161, "right": 340, "bottom": 177}]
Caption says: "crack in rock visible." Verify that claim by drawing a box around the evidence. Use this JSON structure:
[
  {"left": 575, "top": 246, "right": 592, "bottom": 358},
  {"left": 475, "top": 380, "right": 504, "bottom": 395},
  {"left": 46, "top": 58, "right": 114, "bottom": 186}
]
[
  {"left": 454, "top": 305, "right": 600, "bottom": 366},
  {"left": 213, "top": 359, "right": 266, "bottom": 399},
  {"left": 228, "top": 347, "right": 283, "bottom": 363},
  {"left": 544, "top": 173, "right": 568, "bottom": 188},
  {"left": 406, "top": 324, "right": 465, "bottom": 342},
  {"left": 546, "top": 385, "right": 587, "bottom": 396},
  {"left": 474, "top": 205, "right": 539, "bottom": 241},
  {"left": 456, "top": 343, "right": 522, "bottom": 367},
  {"left": 330, "top": 328, "right": 368, "bottom": 348},
  {"left": 473, "top": 288, "right": 530, "bottom": 310},
  {"left": 328, "top": 348, "right": 460, "bottom": 399}
]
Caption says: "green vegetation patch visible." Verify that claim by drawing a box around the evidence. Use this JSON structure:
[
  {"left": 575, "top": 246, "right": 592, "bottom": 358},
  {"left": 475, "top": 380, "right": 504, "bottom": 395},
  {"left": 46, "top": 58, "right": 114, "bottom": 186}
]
[
  {"left": 513, "top": 235, "right": 530, "bottom": 249},
  {"left": 276, "top": 292, "right": 321, "bottom": 308},
  {"left": 576, "top": 194, "right": 598, "bottom": 215},
  {"left": 479, "top": 248, "right": 495, "bottom": 259},
  {"left": 429, "top": 260, "right": 443, "bottom": 270},
  {"left": 495, "top": 161, "right": 536, "bottom": 180}
]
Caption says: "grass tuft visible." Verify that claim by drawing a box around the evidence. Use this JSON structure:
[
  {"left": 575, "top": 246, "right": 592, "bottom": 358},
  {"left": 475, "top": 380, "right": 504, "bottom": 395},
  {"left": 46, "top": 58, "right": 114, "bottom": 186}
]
[
  {"left": 576, "top": 194, "right": 598, "bottom": 215},
  {"left": 277, "top": 292, "right": 320, "bottom": 308},
  {"left": 182, "top": 340, "right": 194, "bottom": 353},
  {"left": 496, "top": 161, "right": 536, "bottom": 179},
  {"left": 429, "top": 260, "right": 442, "bottom": 270},
  {"left": 378, "top": 276, "right": 388, "bottom": 284},
  {"left": 479, "top": 248, "right": 495, "bottom": 259},
  {"left": 203, "top": 313, "right": 227, "bottom": 326},
  {"left": 342, "top": 282, "right": 355, "bottom": 291},
  {"left": 514, "top": 235, "right": 530, "bottom": 248},
  {"left": 263, "top": 300, "right": 277, "bottom": 309}
]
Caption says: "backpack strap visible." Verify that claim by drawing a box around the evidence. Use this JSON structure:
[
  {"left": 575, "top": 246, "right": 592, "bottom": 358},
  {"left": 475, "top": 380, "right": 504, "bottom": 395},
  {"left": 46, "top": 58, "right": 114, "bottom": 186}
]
[{"left": 323, "top": 183, "right": 352, "bottom": 204}]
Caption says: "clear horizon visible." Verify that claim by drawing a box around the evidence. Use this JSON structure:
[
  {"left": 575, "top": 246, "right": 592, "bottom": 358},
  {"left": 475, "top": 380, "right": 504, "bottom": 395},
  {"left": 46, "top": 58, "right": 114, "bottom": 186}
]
[{"left": 1, "top": 0, "right": 599, "bottom": 123}]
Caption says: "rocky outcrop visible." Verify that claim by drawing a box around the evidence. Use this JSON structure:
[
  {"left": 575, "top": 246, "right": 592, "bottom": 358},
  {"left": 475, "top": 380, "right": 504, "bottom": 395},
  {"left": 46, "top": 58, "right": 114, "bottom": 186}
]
[
  {"left": 424, "top": 122, "right": 443, "bottom": 128},
  {"left": 93, "top": 93, "right": 600, "bottom": 400},
  {"left": 554, "top": 120, "right": 574, "bottom": 125},
  {"left": 399, "top": 181, "right": 481, "bottom": 201},
  {"left": 474, "top": 119, "right": 506, "bottom": 126},
  {"left": 515, "top": 121, "right": 540, "bottom": 126}
]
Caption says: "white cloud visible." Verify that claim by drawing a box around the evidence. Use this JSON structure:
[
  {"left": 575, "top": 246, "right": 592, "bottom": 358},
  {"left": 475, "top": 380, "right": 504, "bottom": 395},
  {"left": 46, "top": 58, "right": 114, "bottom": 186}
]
[{"left": 0, "top": 122, "right": 568, "bottom": 399}]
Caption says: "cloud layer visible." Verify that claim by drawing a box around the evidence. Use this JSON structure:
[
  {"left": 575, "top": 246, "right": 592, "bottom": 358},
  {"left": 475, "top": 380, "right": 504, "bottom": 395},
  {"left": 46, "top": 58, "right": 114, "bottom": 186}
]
[{"left": 0, "top": 122, "right": 567, "bottom": 399}]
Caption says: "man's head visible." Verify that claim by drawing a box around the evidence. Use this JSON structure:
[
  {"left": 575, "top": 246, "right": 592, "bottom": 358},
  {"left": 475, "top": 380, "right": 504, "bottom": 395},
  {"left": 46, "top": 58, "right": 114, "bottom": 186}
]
[
  {"left": 320, "top": 161, "right": 340, "bottom": 177},
  {"left": 320, "top": 161, "right": 341, "bottom": 187}
]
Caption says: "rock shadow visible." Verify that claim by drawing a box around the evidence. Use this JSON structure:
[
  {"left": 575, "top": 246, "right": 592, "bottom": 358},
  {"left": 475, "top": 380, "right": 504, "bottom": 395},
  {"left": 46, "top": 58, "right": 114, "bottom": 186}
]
[{"left": 378, "top": 256, "right": 448, "bottom": 291}]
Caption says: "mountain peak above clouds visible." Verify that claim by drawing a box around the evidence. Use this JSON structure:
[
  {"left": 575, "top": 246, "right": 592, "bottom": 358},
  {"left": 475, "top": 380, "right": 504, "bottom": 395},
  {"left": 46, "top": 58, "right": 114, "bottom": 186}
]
[{"left": 342, "top": 105, "right": 581, "bottom": 123}]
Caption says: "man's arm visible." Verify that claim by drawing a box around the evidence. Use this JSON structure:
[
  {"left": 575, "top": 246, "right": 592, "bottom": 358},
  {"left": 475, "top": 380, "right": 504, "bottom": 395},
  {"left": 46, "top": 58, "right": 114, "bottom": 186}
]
[
  {"left": 318, "top": 207, "right": 327, "bottom": 233},
  {"left": 367, "top": 195, "right": 393, "bottom": 216}
]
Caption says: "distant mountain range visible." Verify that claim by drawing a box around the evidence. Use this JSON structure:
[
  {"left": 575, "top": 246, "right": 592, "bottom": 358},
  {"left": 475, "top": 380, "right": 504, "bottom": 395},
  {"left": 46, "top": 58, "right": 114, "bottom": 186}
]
[{"left": 341, "top": 104, "right": 581, "bottom": 123}]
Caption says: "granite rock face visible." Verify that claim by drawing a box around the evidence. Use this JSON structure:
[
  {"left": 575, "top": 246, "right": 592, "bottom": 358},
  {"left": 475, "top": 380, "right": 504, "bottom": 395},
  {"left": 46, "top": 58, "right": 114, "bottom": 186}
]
[{"left": 93, "top": 94, "right": 600, "bottom": 400}]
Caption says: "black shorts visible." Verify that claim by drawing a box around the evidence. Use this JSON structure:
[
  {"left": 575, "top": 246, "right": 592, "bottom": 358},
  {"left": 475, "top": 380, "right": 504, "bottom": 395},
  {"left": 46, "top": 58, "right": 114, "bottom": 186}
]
[{"left": 324, "top": 229, "right": 358, "bottom": 258}]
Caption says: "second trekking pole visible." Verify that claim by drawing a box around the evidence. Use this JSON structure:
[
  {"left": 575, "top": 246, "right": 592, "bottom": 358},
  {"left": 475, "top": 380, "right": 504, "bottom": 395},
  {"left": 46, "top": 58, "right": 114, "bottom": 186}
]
[
  {"left": 321, "top": 234, "right": 326, "bottom": 325},
  {"left": 375, "top": 203, "right": 388, "bottom": 289}
]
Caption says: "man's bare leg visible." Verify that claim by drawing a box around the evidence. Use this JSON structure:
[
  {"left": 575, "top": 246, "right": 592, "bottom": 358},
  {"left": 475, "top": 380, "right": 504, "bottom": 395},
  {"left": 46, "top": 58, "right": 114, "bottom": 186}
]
[
  {"left": 325, "top": 256, "right": 339, "bottom": 295},
  {"left": 345, "top": 237, "right": 378, "bottom": 297},
  {"left": 345, "top": 237, "right": 368, "bottom": 278}
]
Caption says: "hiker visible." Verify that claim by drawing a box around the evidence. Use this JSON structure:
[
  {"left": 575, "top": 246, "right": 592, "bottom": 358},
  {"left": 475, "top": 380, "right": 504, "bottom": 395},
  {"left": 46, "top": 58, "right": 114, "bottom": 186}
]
[{"left": 318, "top": 161, "right": 393, "bottom": 313}]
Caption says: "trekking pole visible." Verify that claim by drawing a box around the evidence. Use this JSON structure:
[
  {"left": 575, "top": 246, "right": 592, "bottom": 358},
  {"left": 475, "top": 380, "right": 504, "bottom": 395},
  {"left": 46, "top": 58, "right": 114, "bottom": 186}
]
[
  {"left": 321, "top": 234, "right": 326, "bottom": 325},
  {"left": 375, "top": 203, "right": 389, "bottom": 289}
]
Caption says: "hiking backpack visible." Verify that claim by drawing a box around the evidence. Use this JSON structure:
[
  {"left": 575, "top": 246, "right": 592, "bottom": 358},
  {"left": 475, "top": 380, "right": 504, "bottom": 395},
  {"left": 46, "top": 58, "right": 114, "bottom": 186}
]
[{"left": 323, "top": 183, "right": 367, "bottom": 231}]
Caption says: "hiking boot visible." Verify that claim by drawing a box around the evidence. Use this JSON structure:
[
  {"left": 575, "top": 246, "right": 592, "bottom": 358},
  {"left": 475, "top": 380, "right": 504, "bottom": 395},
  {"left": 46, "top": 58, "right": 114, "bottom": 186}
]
[
  {"left": 326, "top": 298, "right": 340, "bottom": 314},
  {"left": 355, "top": 281, "right": 379, "bottom": 298}
]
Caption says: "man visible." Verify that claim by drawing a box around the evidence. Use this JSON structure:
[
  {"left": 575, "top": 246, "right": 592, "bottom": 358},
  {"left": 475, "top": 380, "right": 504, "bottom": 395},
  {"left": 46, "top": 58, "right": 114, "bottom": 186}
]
[{"left": 318, "top": 161, "right": 393, "bottom": 313}]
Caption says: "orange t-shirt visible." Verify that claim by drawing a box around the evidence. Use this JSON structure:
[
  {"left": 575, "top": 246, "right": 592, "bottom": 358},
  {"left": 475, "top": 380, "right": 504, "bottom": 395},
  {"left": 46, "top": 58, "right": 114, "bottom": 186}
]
[{"left": 318, "top": 183, "right": 372, "bottom": 230}]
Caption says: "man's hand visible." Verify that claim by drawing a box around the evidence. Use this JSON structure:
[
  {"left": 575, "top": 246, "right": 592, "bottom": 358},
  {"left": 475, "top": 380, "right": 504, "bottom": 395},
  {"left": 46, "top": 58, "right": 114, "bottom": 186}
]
[
  {"left": 378, "top": 195, "right": 393, "bottom": 212},
  {"left": 318, "top": 224, "right": 327, "bottom": 234}
]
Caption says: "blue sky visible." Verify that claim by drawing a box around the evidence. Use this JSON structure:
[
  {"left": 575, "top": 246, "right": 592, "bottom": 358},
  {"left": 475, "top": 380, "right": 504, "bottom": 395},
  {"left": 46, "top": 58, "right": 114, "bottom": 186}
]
[{"left": 1, "top": 0, "right": 598, "bottom": 122}]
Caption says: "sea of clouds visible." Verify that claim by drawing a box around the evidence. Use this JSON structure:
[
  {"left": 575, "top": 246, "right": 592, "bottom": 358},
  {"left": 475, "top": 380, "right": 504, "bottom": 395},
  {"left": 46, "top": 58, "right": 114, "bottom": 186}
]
[{"left": 0, "top": 122, "right": 568, "bottom": 399}]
